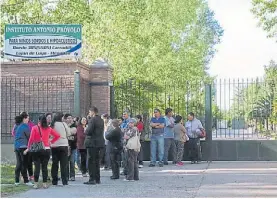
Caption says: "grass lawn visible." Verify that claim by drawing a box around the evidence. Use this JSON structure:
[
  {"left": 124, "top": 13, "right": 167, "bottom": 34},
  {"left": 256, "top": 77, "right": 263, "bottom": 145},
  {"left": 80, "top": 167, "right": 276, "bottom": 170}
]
[{"left": 1, "top": 164, "right": 31, "bottom": 197}]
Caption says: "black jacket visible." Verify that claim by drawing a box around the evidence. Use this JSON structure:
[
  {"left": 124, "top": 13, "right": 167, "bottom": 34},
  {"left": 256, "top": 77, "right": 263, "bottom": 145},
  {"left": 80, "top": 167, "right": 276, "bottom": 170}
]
[
  {"left": 105, "top": 127, "right": 122, "bottom": 151},
  {"left": 84, "top": 115, "right": 105, "bottom": 148}
]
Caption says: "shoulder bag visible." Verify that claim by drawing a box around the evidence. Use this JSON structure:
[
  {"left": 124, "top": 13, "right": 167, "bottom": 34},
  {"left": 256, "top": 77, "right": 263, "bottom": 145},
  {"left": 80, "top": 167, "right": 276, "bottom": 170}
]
[
  {"left": 126, "top": 130, "right": 141, "bottom": 152},
  {"left": 62, "top": 122, "right": 71, "bottom": 156},
  {"left": 30, "top": 126, "right": 45, "bottom": 153}
]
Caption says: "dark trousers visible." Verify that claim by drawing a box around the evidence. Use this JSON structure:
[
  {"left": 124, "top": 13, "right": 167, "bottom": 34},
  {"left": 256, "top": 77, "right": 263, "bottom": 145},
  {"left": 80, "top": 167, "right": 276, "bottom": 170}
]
[
  {"left": 15, "top": 149, "right": 29, "bottom": 183},
  {"left": 110, "top": 149, "right": 121, "bottom": 178},
  {"left": 68, "top": 149, "right": 76, "bottom": 179},
  {"left": 27, "top": 154, "right": 33, "bottom": 177},
  {"left": 122, "top": 149, "right": 128, "bottom": 175},
  {"left": 79, "top": 149, "right": 87, "bottom": 174},
  {"left": 127, "top": 149, "right": 139, "bottom": 181},
  {"left": 32, "top": 149, "right": 50, "bottom": 182},
  {"left": 51, "top": 146, "right": 68, "bottom": 185},
  {"left": 163, "top": 138, "right": 177, "bottom": 163},
  {"left": 138, "top": 141, "right": 144, "bottom": 164},
  {"left": 188, "top": 138, "right": 201, "bottom": 161},
  {"left": 87, "top": 147, "right": 102, "bottom": 182},
  {"left": 99, "top": 146, "right": 106, "bottom": 167}
]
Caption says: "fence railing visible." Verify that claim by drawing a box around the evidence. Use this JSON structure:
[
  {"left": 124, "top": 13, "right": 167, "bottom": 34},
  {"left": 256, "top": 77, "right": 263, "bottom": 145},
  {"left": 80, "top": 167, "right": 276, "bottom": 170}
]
[
  {"left": 113, "top": 78, "right": 277, "bottom": 140},
  {"left": 1, "top": 76, "right": 74, "bottom": 141}
]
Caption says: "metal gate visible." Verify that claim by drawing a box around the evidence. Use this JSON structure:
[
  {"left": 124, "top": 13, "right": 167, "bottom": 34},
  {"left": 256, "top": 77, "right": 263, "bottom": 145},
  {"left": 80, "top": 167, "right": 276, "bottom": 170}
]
[{"left": 112, "top": 78, "right": 277, "bottom": 160}]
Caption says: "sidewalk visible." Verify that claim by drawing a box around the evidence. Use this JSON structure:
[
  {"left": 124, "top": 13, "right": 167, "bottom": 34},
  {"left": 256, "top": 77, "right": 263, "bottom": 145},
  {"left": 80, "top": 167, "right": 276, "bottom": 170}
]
[{"left": 12, "top": 161, "right": 277, "bottom": 198}]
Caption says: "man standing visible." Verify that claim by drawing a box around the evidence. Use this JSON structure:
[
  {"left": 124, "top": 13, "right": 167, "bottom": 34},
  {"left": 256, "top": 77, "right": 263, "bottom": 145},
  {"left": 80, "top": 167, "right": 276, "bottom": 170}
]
[
  {"left": 120, "top": 111, "right": 130, "bottom": 176},
  {"left": 84, "top": 107, "right": 105, "bottom": 185},
  {"left": 149, "top": 109, "right": 165, "bottom": 167},
  {"left": 120, "top": 112, "right": 130, "bottom": 129},
  {"left": 185, "top": 112, "right": 203, "bottom": 164},
  {"left": 163, "top": 108, "right": 176, "bottom": 165},
  {"left": 64, "top": 113, "right": 77, "bottom": 181}
]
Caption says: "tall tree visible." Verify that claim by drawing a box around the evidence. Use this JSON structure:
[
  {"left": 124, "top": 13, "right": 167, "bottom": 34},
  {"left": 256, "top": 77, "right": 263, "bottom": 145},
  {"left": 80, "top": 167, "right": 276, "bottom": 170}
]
[{"left": 251, "top": 0, "right": 277, "bottom": 40}]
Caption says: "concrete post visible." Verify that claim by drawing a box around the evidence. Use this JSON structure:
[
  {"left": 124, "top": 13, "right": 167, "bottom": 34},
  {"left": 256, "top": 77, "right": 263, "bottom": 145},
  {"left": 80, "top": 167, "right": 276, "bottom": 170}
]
[
  {"left": 74, "top": 70, "right": 81, "bottom": 116},
  {"left": 205, "top": 84, "right": 213, "bottom": 162}
]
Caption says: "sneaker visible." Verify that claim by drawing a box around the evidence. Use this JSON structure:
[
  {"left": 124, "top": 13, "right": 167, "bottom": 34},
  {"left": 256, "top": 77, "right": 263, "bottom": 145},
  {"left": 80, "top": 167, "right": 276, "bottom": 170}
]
[
  {"left": 123, "top": 179, "right": 135, "bottom": 182},
  {"left": 164, "top": 162, "right": 169, "bottom": 165},
  {"left": 120, "top": 172, "right": 127, "bottom": 176},
  {"left": 159, "top": 162, "right": 164, "bottom": 167},
  {"left": 176, "top": 162, "right": 184, "bottom": 166},
  {"left": 14, "top": 182, "right": 20, "bottom": 186},
  {"left": 42, "top": 183, "right": 48, "bottom": 189},
  {"left": 191, "top": 161, "right": 196, "bottom": 164},
  {"left": 149, "top": 164, "right": 155, "bottom": 167},
  {"left": 25, "top": 182, "right": 34, "bottom": 186},
  {"left": 29, "top": 176, "right": 34, "bottom": 181},
  {"left": 139, "top": 164, "right": 143, "bottom": 168},
  {"left": 70, "top": 177, "right": 75, "bottom": 181},
  {"left": 33, "top": 183, "right": 39, "bottom": 189},
  {"left": 82, "top": 173, "right": 88, "bottom": 177}
]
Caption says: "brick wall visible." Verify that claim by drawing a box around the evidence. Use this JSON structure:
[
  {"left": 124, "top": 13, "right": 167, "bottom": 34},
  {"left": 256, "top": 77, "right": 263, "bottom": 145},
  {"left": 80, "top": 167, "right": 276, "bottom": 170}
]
[
  {"left": 90, "top": 66, "right": 113, "bottom": 115},
  {"left": 1, "top": 61, "right": 113, "bottom": 142}
]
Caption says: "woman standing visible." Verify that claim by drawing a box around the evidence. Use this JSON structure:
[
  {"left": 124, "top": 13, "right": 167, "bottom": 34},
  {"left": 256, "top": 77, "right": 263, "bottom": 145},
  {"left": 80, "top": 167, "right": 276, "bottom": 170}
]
[
  {"left": 24, "top": 115, "right": 60, "bottom": 189},
  {"left": 106, "top": 119, "right": 123, "bottom": 180},
  {"left": 14, "top": 113, "right": 33, "bottom": 186},
  {"left": 136, "top": 115, "right": 145, "bottom": 168},
  {"left": 76, "top": 117, "right": 88, "bottom": 177},
  {"left": 50, "top": 112, "right": 71, "bottom": 186},
  {"left": 173, "top": 115, "right": 187, "bottom": 166},
  {"left": 123, "top": 118, "right": 140, "bottom": 182},
  {"left": 102, "top": 114, "right": 114, "bottom": 170}
]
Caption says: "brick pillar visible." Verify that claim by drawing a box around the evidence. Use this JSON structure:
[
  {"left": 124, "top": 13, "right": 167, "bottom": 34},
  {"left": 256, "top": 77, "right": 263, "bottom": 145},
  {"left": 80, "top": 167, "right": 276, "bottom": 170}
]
[{"left": 90, "top": 59, "right": 113, "bottom": 116}]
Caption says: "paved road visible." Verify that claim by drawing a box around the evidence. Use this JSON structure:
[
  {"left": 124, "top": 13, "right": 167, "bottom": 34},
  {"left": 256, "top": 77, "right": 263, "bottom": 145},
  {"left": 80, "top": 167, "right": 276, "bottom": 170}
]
[{"left": 12, "top": 161, "right": 277, "bottom": 198}]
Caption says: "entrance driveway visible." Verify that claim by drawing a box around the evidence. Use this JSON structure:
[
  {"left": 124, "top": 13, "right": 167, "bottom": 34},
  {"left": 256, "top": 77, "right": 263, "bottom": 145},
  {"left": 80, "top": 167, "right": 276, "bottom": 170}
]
[{"left": 12, "top": 161, "right": 277, "bottom": 198}]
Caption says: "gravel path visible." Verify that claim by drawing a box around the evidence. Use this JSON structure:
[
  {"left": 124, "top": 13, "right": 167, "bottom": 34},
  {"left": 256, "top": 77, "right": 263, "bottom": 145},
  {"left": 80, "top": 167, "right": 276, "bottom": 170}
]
[{"left": 11, "top": 161, "right": 277, "bottom": 198}]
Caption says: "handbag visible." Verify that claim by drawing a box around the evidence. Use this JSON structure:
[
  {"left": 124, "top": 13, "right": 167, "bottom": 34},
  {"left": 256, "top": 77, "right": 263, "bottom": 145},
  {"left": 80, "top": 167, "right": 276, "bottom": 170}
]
[
  {"left": 126, "top": 130, "right": 141, "bottom": 152},
  {"left": 199, "top": 128, "right": 206, "bottom": 138},
  {"left": 62, "top": 123, "right": 71, "bottom": 156},
  {"left": 30, "top": 126, "right": 45, "bottom": 153}
]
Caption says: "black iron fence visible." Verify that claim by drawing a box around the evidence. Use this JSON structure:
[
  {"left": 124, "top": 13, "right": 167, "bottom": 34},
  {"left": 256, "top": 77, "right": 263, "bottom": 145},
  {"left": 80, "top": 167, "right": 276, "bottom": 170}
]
[
  {"left": 113, "top": 78, "right": 277, "bottom": 140},
  {"left": 1, "top": 76, "right": 75, "bottom": 142}
]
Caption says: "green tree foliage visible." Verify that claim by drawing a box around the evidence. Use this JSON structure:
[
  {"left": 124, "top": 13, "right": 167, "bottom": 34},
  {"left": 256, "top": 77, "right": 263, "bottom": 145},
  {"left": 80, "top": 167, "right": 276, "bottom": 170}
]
[
  {"left": 229, "top": 60, "right": 277, "bottom": 135},
  {"left": 1, "top": 0, "right": 223, "bottom": 116},
  {"left": 251, "top": 0, "right": 277, "bottom": 40}
]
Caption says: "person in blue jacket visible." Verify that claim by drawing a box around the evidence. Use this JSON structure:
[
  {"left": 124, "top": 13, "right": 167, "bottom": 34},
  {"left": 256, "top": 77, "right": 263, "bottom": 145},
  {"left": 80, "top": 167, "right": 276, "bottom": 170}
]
[{"left": 14, "top": 113, "right": 33, "bottom": 186}]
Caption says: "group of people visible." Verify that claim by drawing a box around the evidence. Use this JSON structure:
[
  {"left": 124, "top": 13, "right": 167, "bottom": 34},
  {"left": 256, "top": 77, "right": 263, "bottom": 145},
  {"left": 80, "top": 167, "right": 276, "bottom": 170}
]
[{"left": 12, "top": 106, "right": 204, "bottom": 189}]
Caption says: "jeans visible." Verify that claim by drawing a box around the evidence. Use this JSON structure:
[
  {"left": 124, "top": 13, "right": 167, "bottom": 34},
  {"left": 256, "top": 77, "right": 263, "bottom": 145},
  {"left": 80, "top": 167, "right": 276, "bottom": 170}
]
[
  {"left": 105, "top": 143, "right": 112, "bottom": 168},
  {"left": 127, "top": 149, "right": 139, "bottom": 181},
  {"left": 51, "top": 146, "right": 68, "bottom": 185},
  {"left": 87, "top": 147, "right": 102, "bottom": 182},
  {"left": 68, "top": 149, "right": 76, "bottom": 179},
  {"left": 75, "top": 150, "right": 81, "bottom": 170},
  {"left": 188, "top": 138, "right": 201, "bottom": 162},
  {"left": 163, "top": 138, "right": 176, "bottom": 163},
  {"left": 32, "top": 149, "right": 50, "bottom": 182},
  {"left": 15, "top": 149, "right": 29, "bottom": 183},
  {"left": 174, "top": 140, "right": 185, "bottom": 162},
  {"left": 150, "top": 135, "right": 164, "bottom": 164}
]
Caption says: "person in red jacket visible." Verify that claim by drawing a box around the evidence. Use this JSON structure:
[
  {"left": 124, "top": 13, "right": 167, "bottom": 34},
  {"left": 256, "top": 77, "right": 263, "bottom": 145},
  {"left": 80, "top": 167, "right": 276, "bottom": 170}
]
[
  {"left": 24, "top": 115, "right": 60, "bottom": 189},
  {"left": 136, "top": 115, "right": 145, "bottom": 168},
  {"left": 76, "top": 117, "right": 88, "bottom": 177}
]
